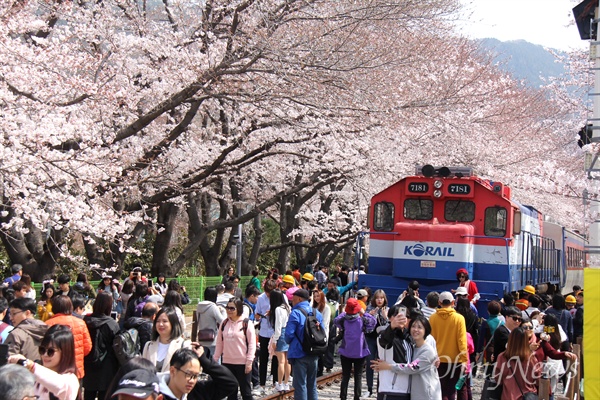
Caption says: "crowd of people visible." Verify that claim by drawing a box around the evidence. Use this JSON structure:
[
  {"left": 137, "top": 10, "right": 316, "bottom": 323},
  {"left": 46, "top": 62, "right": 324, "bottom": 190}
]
[{"left": 0, "top": 262, "right": 584, "bottom": 400}]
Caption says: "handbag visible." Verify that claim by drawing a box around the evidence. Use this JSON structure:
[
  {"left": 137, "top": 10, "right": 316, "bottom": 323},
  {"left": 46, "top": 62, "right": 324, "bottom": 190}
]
[
  {"left": 481, "top": 377, "right": 503, "bottom": 400},
  {"left": 197, "top": 328, "right": 216, "bottom": 342}
]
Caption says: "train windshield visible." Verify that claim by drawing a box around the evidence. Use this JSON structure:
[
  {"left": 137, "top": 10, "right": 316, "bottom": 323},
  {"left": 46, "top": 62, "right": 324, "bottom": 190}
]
[
  {"left": 484, "top": 206, "right": 507, "bottom": 236},
  {"left": 404, "top": 199, "right": 433, "bottom": 220},
  {"left": 445, "top": 200, "right": 475, "bottom": 222},
  {"left": 373, "top": 202, "right": 395, "bottom": 231}
]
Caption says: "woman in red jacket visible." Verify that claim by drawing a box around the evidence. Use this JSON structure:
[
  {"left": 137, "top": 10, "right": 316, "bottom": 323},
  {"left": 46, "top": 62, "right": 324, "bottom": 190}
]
[{"left": 46, "top": 295, "right": 92, "bottom": 379}]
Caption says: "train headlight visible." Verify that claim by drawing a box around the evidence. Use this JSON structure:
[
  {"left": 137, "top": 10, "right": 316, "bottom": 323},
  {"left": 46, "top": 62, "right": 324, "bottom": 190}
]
[
  {"left": 433, "top": 190, "right": 442, "bottom": 198},
  {"left": 434, "top": 180, "right": 443, "bottom": 189}
]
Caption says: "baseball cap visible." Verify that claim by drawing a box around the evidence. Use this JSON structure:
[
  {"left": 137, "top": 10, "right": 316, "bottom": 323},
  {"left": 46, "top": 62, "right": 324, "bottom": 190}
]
[
  {"left": 293, "top": 289, "right": 310, "bottom": 300},
  {"left": 111, "top": 370, "right": 160, "bottom": 399},
  {"left": 356, "top": 289, "right": 368, "bottom": 298},
  {"left": 455, "top": 287, "right": 468, "bottom": 296},
  {"left": 439, "top": 291, "right": 454, "bottom": 304}
]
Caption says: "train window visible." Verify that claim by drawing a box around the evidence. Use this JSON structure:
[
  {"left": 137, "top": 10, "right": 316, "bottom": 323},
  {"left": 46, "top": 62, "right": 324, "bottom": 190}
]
[
  {"left": 404, "top": 199, "right": 433, "bottom": 220},
  {"left": 373, "top": 202, "right": 395, "bottom": 231},
  {"left": 484, "top": 207, "right": 507, "bottom": 236},
  {"left": 445, "top": 200, "right": 475, "bottom": 222}
]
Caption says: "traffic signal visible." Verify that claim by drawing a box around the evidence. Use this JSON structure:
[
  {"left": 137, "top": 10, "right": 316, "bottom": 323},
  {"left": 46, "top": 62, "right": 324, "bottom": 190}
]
[{"left": 578, "top": 124, "right": 593, "bottom": 148}]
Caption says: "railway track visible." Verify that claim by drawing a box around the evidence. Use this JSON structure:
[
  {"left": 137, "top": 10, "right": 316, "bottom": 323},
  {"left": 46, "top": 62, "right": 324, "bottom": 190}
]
[{"left": 261, "top": 370, "right": 344, "bottom": 400}]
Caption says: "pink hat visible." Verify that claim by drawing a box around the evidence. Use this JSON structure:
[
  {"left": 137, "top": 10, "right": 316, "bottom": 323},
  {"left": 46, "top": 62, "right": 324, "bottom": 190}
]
[{"left": 286, "top": 286, "right": 299, "bottom": 301}]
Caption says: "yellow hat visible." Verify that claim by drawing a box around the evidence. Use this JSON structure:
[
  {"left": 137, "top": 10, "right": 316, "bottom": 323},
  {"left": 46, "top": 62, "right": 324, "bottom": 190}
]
[
  {"left": 302, "top": 273, "right": 314, "bottom": 281},
  {"left": 523, "top": 285, "right": 536, "bottom": 295},
  {"left": 565, "top": 295, "right": 576, "bottom": 304},
  {"left": 282, "top": 275, "right": 295, "bottom": 285}
]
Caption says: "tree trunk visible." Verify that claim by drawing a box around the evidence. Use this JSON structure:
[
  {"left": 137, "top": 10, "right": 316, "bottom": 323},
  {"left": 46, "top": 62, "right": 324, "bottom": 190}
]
[{"left": 152, "top": 202, "right": 180, "bottom": 277}]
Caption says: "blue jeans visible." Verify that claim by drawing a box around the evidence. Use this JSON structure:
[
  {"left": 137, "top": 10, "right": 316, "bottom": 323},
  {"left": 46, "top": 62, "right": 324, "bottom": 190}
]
[
  {"left": 365, "top": 335, "right": 378, "bottom": 391},
  {"left": 291, "top": 355, "right": 319, "bottom": 400}
]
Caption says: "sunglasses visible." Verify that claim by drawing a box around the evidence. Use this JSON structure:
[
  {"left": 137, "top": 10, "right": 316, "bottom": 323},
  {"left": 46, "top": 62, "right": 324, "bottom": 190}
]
[
  {"left": 510, "top": 316, "right": 523, "bottom": 322},
  {"left": 522, "top": 326, "right": 533, "bottom": 330},
  {"left": 311, "top": 290, "right": 319, "bottom": 294},
  {"left": 225, "top": 307, "right": 236, "bottom": 311},
  {"left": 39, "top": 346, "right": 60, "bottom": 357}
]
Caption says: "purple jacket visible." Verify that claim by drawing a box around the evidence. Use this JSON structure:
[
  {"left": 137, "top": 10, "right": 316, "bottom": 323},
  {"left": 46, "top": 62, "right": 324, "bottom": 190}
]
[{"left": 334, "top": 312, "right": 376, "bottom": 359}]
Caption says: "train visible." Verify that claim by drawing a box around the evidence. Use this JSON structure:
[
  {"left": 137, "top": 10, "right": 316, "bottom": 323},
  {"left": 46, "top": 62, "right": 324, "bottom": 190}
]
[{"left": 357, "top": 165, "right": 587, "bottom": 317}]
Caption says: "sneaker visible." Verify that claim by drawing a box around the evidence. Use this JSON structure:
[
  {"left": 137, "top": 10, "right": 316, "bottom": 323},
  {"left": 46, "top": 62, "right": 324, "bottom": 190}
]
[
  {"left": 283, "top": 383, "right": 290, "bottom": 391},
  {"left": 275, "top": 383, "right": 283, "bottom": 392},
  {"left": 251, "top": 386, "right": 265, "bottom": 396}
]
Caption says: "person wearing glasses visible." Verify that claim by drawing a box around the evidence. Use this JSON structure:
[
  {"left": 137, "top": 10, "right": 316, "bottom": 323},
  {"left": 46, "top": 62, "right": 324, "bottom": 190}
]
[
  {"left": 158, "top": 348, "right": 201, "bottom": 400},
  {"left": 143, "top": 307, "right": 189, "bottom": 372},
  {"left": 8, "top": 324, "right": 80, "bottom": 400},
  {"left": 0, "top": 363, "right": 36, "bottom": 400},
  {"left": 5, "top": 298, "right": 49, "bottom": 361},
  {"left": 453, "top": 269, "right": 480, "bottom": 304},
  {"left": 491, "top": 306, "right": 522, "bottom": 364},
  {"left": 213, "top": 298, "right": 256, "bottom": 400}
]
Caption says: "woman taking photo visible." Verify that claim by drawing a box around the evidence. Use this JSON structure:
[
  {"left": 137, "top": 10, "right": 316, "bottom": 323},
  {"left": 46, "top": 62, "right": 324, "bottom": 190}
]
[
  {"left": 372, "top": 315, "right": 441, "bottom": 400},
  {"left": 83, "top": 292, "right": 120, "bottom": 400},
  {"left": 214, "top": 297, "right": 256, "bottom": 400},
  {"left": 493, "top": 327, "right": 541, "bottom": 400},
  {"left": 9, "top": 324, "right": 80, "bottom": 400},
  {"left": 38, "top": 284, "right": 56, "bottom": 322},
  {"left": 269, "top": 289, "right": 291, "bottom": 392},
  {"left": 142, "top": 306, "right": 188, "bottom": 372},
  {"left": 536, "top": 314, "right": 575, "bottom": 397}
]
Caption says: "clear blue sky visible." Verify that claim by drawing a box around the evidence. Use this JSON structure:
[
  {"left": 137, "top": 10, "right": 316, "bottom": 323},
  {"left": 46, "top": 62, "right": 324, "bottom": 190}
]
[{"left": 458, "top": 0, "right": 588, "bottom": 51}]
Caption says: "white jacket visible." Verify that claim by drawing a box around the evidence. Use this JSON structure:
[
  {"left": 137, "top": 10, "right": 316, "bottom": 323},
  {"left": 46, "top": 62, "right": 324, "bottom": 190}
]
[{"left": 143, "top": 337, "right": 190, "bottom": 372}]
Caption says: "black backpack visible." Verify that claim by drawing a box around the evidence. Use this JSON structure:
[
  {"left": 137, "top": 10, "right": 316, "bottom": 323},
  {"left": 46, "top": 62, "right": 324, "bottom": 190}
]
[
  {"left": 87, "top": 325, "right": 108, "bottom": 364},
  {"left": 113, "top": 328, "right": 141, "bottom": 365},
  {"left": 297, "top": 308, "right": 327, "bottom": 356}
]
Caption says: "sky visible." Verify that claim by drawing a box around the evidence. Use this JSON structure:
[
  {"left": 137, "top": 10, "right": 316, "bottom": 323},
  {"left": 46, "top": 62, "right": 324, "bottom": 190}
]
[{"left": 458, "top": 0, "right": 589, "bottom": 51}]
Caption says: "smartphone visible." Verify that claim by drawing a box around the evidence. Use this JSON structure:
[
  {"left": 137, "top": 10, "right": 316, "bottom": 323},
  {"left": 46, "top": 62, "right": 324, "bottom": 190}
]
[
  {"left": 398, "top": 306, "right": 407, "bottom": 317},
  {"left": 110, "top": 311, "right": 118, "bottom": 320},
  {"left": 148, "top": 279, "right": 154, "bottom": 287}
]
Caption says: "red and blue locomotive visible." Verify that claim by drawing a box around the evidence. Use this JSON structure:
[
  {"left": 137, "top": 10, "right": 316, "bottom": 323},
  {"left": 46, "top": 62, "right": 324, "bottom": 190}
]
[{"left": 358, "top": 165, "right": 586, "bottom": 316}]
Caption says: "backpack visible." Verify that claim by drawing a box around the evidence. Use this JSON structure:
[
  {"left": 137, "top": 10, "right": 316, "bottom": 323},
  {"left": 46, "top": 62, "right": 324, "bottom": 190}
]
[
  {"left": 113, "top": 328, "right": 141, "bottom": 365},
  {"left": 88, "top": 325, "right": 109, "bottom": 364},
  {"left": 297, "top": 308, "right": 327, "bottom": 356},
  {"left": 327, "top": 301, "right": 339, "bottom": 325}
]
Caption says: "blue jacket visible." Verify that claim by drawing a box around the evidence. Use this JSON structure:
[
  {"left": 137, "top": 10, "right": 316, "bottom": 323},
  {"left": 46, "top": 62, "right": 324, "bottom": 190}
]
[
  {"left": 323, "top": 281, "right": 355, "bottom": 297},
  {"left": 284, "top": 300, "right": 324, "bottom": 359}
]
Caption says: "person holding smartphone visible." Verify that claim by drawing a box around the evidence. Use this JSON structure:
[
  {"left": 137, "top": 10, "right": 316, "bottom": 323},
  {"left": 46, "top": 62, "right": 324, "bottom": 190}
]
[{"left": 373, "top": 304, "right": 411, "bottom": 400}]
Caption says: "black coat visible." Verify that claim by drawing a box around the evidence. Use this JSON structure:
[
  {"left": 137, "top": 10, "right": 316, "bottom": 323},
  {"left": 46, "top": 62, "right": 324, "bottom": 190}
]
[
  {"left": 492, "top": 324, "right": 510, "bottom": 363},
  {"left": 188, "top": 348, "right": 239, "bottom": 400},
  {"left": 83, "top": 314, "right": 120, "bottom": 391}
]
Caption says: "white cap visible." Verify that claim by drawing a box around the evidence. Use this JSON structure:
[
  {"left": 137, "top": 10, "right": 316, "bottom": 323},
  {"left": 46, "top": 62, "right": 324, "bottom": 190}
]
[
  {"left": 439, "top": 291, "right": 454, "bottom": 303},
  {"left": 455, "top": 287, "right": 468, "bottom": 296}
]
